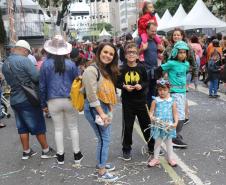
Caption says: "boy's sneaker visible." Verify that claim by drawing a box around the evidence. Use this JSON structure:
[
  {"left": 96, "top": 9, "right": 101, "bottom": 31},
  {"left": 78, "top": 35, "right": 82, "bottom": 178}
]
[
  {"left": 96, "top": 163, "right": 115, "bottom": 172},
  {"left": 98, "top": 172, "right": 118, "bottom": 182},
  {"left": 41, "top": 147, "right": 56, "bottom": 159},
  {"left": 56, "top": 153, "right": 64, "bottom": 165},
  {"left": 148, "top": 158, "right": 160, "bottom": 167},
  {"left": 213, "top": 94, "right": 220, "bottom": 98},
  {"left": 184, "top": 118, "right": 190, "bottom": 125},
  {"left": 172, "top": 139, "right": 188, "bottom": 148},
  {"left": 74, "top": 151, "right": 83, "bottom": 164},
  {"left": 209, "top": 94, "right": 214, "bottom": 98},
  {"left": 22, "top": 149, "right": 37, "bottom": 160},
  {"left": 122, "top": 151, "right": 131, "bottom": 161}
]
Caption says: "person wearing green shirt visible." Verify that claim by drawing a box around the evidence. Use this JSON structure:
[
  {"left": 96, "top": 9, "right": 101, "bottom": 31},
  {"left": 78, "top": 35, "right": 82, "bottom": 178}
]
[{"left": 160, "top": 41, "right": 190, "bottom": 148}]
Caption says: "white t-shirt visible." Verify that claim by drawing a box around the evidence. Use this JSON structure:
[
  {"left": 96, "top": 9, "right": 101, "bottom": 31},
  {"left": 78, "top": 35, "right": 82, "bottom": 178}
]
[{"left": 28, "top": 54, "right": 37, "bottom": 66}]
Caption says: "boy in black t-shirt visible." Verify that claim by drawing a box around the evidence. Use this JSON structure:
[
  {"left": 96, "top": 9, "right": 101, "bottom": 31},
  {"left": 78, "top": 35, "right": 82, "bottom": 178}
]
[{"left": 117, "top": 43, "right": 155, "bottom": 161}]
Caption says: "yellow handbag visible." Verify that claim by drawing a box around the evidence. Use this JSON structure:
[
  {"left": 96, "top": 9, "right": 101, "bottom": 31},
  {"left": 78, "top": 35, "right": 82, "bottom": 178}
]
[{"left": 70, "top": 77, "right": 84, "bottom": 112}]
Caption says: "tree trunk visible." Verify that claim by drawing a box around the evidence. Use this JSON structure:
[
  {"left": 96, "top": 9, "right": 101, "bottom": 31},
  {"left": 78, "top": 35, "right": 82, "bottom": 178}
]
[{"left": 0, "top": 43, "right": 4, "bottom": 61}]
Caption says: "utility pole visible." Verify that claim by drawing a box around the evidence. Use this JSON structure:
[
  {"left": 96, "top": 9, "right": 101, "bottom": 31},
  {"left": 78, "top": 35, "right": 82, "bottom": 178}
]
[
  {"left": 125, "top": 0, "right": 128, "bottom": 32},
  {"left": 49, "top": 0, "right": 55, "bottom": 37},
  {"left": 8, "top": 0, "right": 16, "bottom": 43}
]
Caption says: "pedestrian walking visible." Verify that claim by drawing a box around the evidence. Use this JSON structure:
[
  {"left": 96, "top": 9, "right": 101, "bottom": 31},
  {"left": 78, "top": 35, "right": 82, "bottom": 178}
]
[
  {"left": 117, "top": 43, "right": 155, "bottom": 160},
  {"left": 163, "top": 28, "right": 198, "bottom": 128},
  {"left": 159, "top": 41, "right": 190, "bottom": 148},
  {"left": 2, "top": 40, "right": 56, "bottom": 160},
  {"left": 208, "top": 49, "right": 223, "bottom": 98},
  {"left": 40, "top": 35, "right": 83, "bottom": 165},
  {"left": 138, "top": 22, "right": 159, "bottom": 107},
  {"left": 82, "top": 42, "right": 119, "bottom": 182},
  {"left": 148, "top": 79, "right": 178, "bottom": 167}
]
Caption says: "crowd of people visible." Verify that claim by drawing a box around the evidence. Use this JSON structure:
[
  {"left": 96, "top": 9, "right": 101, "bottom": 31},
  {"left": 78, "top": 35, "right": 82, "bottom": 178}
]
[{"left": 1, "top": 2, "right": 226, "bottom": 183}]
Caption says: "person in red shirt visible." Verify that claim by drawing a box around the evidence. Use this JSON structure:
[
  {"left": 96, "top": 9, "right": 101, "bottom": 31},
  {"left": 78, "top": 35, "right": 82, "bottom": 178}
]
[{"left": 138, "top": 2, "right": 161, "bottom": 61}]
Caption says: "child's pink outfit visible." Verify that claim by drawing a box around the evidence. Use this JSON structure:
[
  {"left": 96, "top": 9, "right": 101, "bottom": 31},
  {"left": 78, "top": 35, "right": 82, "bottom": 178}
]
[
  {"left": 36, "top": 60, "right": 44, "bottom": 71},
  {"left": 138, "top": 13, "right": 161, "bottom": 61}
]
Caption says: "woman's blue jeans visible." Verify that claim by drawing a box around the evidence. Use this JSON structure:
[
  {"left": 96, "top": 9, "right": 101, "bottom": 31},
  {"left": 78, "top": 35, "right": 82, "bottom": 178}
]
[
  {"left": 209, "top": 79, "right": 219, "bottom": 95},
  {"left": 84, "top": 100, "right": 112, "bottom": 168}
]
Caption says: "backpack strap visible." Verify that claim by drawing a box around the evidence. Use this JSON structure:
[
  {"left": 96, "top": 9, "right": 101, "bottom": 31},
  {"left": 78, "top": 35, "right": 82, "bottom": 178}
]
[{"left": 90, "top": 64, "right": 100, "bottom": 82}]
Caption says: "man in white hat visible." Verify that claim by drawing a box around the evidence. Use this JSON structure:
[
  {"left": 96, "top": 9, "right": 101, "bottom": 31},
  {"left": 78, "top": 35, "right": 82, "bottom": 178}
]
[{"left": 2, "top": 40, "right": 56, "bottom": 160}]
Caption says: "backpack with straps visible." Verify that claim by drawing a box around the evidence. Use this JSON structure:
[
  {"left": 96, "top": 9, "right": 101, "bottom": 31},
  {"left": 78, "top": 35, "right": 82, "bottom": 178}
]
[{"left": 70, "top": 65, "right": 100, "bottom": 112}]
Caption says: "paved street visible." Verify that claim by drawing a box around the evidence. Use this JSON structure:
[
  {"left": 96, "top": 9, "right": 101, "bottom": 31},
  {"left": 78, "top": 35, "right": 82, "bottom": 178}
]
[{"left": 0, "top": 84, "right": 226, "bottom": 185}]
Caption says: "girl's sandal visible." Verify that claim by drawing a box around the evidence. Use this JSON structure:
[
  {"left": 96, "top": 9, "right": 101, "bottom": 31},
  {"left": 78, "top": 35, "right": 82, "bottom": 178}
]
[
  {"left": 168, "top": 159, "right": 177, "bottom": 167},
  {"left": 148, "top": 158, "right": 160, "bottom": 167}
]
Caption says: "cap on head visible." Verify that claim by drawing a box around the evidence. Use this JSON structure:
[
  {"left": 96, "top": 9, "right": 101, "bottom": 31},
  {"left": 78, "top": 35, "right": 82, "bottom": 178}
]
[
  {"left": 15, "top": 40, "right": 31, "bottom": 53},
  {"left": 171, "top": 41, "right": 189, "bottom": 58}
]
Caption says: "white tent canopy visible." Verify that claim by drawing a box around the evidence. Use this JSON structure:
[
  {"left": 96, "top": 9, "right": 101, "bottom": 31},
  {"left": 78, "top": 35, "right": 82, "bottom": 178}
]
[
  {"left": 132, "top": 29, "right": 138, "bottom": 38},
  {"left": 158, "top": 4, "right": 187, "bottom": 31},
  {"left": 157, "top": 9, "right": 172, "bottom": 31},
  {"left": 155, "top": 13, "right": 161, "bottom": 25},
  {"left": 180, "top": 0, "right": 226, "bottom": 30},
  {"left": 99, "top": 28, "right": 111, "bottom": 37}
]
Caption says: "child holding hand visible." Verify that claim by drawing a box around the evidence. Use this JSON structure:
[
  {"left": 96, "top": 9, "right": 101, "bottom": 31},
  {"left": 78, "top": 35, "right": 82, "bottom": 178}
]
[{"left": 148, "top": 79, "right": 178, "bottom": 167}]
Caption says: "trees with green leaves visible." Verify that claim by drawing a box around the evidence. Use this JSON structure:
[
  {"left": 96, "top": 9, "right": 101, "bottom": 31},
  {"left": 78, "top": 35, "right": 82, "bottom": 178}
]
[
  {"left": 0, "top": 8, "right": 6, "bottom": 44},
  {"left": 37, "top": 0, "right": 71, "bottom": 18},
  {"left": 207, "top": 0, "right": 226, "bottom": 18},
  {"left": 155, "top": 0, "right": 196, "bottom": 17},
  {"left": 95, "top": 22, "right": 113, "bottom": 32}
]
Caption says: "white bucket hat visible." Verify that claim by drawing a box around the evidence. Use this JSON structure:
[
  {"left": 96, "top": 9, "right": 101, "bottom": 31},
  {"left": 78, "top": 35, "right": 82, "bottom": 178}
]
[
  {"left": 44, "top": 35, "right": 72, "bottom": 55},
  {"left": 15, "top": 40, "right": 31, "bottom": 53}
]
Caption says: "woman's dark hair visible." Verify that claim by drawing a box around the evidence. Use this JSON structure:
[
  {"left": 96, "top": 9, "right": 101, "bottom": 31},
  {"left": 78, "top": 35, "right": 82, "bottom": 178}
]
[
  {"left": 126, "top": 33, "right": 133, "bottom": 41},
  {"left": 190, "top": 35, "right": 199, "bottom": 44},
  {"left": 212, "top": 39, "right": 220, "bottom": 47},
  {"left": 217, "top": 32, "right": 222, "bottom": 41},
  {"left": 94, "top": 42, "right": 120, "bottom": 85},
  {"left": 34, "top": 51, "right": 42, "bottom": 61},
  {"left": 170, "top": 28, "right": 186, "bottom": 44},
  {"left": 48, "top": 54, "right": 66, "bottom": 75}
]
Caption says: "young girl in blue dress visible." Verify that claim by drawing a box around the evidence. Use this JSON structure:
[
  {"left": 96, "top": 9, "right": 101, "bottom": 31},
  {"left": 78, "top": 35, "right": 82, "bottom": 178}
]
[{"left": 148, "top": 79, "right": 178, "bottom": 167}]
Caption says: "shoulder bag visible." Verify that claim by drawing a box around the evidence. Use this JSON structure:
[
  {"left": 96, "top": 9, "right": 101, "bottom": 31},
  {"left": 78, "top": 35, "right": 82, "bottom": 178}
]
[{"left": 6, "top": 61, "right": 40, "bottom": 107}]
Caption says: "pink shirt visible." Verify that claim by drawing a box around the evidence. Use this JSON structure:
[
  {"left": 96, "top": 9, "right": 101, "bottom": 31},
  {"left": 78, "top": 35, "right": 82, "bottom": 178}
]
[
  {"left": 190, "top": 43, "right": 203, "bottom": 58},
  {"left": 36, "top": 60, "right": 44, "bottom": 71}
]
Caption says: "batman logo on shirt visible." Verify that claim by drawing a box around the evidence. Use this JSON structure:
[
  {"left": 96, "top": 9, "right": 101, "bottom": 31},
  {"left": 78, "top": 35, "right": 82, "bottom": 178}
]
[{"left": 125, "top": 71, "right": 140, "bottom": 85}]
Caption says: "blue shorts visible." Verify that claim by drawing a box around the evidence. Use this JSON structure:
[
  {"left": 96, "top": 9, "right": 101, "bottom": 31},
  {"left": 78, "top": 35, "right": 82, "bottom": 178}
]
[{"left": 11, "top": 101, "right": 46, "bottom": 135}]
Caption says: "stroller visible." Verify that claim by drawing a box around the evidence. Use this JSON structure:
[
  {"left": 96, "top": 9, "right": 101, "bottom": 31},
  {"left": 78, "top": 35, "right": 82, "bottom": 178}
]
[
  {"left": 0, "top": 61, "right": 11, "bottom": 118},
  {"left": 1, "top": 93, "right": 11, "bottom": 118}
]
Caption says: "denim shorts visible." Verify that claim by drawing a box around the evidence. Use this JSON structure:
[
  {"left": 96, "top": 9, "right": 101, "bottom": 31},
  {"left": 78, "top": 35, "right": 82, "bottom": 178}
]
[
  {"left": 11, "top": 100, "right": 46, "bottom": 135},
  {"left": 171, "top": 93, "right": 186, "bottom": 120}
]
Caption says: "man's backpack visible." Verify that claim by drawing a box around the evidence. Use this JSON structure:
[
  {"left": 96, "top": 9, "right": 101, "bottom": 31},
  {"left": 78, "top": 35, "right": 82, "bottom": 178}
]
[{"left": 70, "top": 65, "right": 100, "bottom": 112}]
